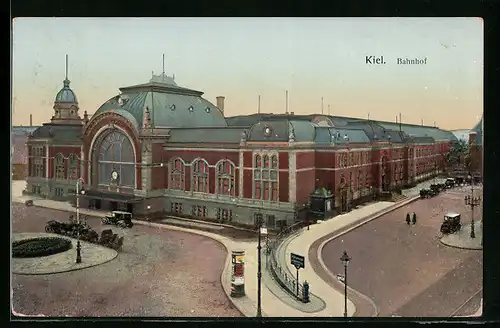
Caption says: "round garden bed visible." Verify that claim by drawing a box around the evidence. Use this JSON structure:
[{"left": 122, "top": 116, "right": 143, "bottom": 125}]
[{"left": 12, "top": 237, "right": 72, "bottom": 258}]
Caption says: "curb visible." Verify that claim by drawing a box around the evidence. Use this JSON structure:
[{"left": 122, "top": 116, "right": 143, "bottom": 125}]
[
  {"left": 314, "top": 196, "right": 420, "bottom": 317},
  {"left": 12, "top": 233, "right": 118, "bottom": 276}
]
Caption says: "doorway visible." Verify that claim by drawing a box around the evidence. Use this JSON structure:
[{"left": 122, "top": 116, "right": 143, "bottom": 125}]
[{"left": 110, "top": 201, "right": 118, "bottom": 211}]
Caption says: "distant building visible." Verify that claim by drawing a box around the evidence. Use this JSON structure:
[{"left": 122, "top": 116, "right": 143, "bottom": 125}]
[
  {"left": 468, "top": 116, "right": 483, "bottom": 178},
  {"left": 25, "top": 63, "right": 458, "bottom": 228},
  {"left": 12, "top": 125, "right": 40, "bottom": 180}
]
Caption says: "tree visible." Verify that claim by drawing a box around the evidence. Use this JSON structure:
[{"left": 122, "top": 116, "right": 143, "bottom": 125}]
[{"left": 445, "top": 140, "right": 469, "bottom": 168}]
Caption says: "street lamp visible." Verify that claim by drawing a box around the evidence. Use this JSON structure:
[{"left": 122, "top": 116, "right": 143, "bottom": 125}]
[
  {"left": 256, "top": 213, "right": 267, "bottom": 318},
  {"left": 340, "top": 250, "right": 351, "bottom": 318},
  {"left": 76, "top": 178, "right": 85, "bottom": 264},
  {"left": 464, "top": 174, "right": 481, "bottom": 240},
  {"left": 146, "top": 205, "right": 151, "bottom": 221}
]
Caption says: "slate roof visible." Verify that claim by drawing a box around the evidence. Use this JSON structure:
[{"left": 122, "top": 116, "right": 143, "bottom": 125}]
[
  {"left": 94, "top": 74, "right": 227, "bottom": 129},
  {"left": 167, "top": 127, "right": 245, "bottom": 144},
  {"left": 314, "top": 127, "right": 371, "bottom": 144},
  {"left": 451, "top": 129, "right": 470, "bottom": 142},
  {"left": 30, "top": 123, "right": 83, "bottom": 142},
  {"left": 247, "top": 119, "right": 316, "bottom": 142}
]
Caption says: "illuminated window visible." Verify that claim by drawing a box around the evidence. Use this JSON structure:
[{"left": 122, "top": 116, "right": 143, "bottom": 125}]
[
  {"left": 254, "top": 154, "right": 279, "bottom": 201},
  {"left": 216, "top": 160, "right": 235, "bottom": 196},
  {"left": 192, "top": 159, "right": 209, "bottom": 193},
  {"left": 55, "top": 153, "right": 65, "bottom": 180},
  {"left": 68, "top": 154, "right": 80, "bottom": 180},
  {"left": 170, "top": 158, "right": 185, "bottom": 190}
]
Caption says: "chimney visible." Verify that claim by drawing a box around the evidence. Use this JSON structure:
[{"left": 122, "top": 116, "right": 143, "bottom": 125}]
[
  {"left": 399, "top": 113, "right": 402, "bottom": 132},
  {"left": 285, "top": 90, "right": 289, "bottom": 114},
  {"left": 258, "top": 95, "right": 261, "bottom": 114},
  {"left": 290, "top": 111, "right": 294, "bottom": 115},
  {"left": 29, "top": 114, "right": 32, "bottom": 127},
  {"left": 421, "top": 119, "right": 424, "bottom": 126},
  {"left": 216, "top": 96, "right": 225, "bottom": 114}
]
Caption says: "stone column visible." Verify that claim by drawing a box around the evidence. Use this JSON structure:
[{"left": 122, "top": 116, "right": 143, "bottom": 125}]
[
  {"left": 141, "top": 141, "right": 152, "bottom": 193},
  {"left": 289, "top": 151, "right": 297, "bottom": 203},
  {"left": 238, "top": 150, "right": 244, "bottom": 198},
  {"left": 45, "top": 144, "right": 50, "bottom": 197}
]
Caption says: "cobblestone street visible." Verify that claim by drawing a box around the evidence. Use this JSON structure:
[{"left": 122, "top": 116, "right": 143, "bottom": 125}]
[
  {"left": 321, "top": 189, "right": 483, "bottom": 317},
  {"left": 11, "top": 204, "right": 242, "bottom": 317}
]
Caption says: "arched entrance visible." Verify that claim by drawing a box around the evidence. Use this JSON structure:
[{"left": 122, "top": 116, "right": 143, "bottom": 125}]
[{"left": 91, "top": 129, "right": 136, "bottom": 189}]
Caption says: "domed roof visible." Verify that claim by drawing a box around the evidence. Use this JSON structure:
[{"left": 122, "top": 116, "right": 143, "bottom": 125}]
[
  {"left": 55, "top": 78, "right": 78, "bottom": 103},
  {"left": 94, "top": 73, "right": 227, "bottom": 129}
]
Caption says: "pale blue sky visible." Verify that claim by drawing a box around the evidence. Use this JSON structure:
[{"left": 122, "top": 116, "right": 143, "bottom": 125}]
[{"left": 12, "top": 17, "right": 483, "bottom": 129}]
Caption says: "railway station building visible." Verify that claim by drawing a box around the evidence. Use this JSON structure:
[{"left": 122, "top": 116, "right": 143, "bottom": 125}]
[{"left": 24, "top": 68, "right": 458, "bottom": 228}]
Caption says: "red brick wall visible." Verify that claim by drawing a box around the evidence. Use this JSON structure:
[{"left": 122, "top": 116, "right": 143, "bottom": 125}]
[
  {"left": 243, "top": 169, "right": 252, "bottom": 199},
  {"left": 243, "top": 151, "right": 253, "bottom": 168},
  {"left": 296, "top": 151, "right": 315, "bottom": 169},
  {"left": 279, "top": 171, "right": 289, "bottom": 202},
  {"left": 151, "top": 166, "right": 166, "bottom": 190},
  {"left": 315, "top": 152, "right": 334, "bottom": 169},
  {"left": 279, "top": 152, "right": 289, "bottom": 170},
  {"left": 296, "top": 169, "right": 315, "bottom": 203}
]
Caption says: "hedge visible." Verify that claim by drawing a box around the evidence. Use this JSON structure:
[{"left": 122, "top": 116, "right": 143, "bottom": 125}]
[{"left": 12, "top": 237, "right": 72, "bottom": 258}]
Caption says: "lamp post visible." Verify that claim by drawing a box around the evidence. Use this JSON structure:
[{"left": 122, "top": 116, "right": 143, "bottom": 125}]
[
  {"left": 146, "top": 205, "right": 151, "bottom": 221},
  {"left": 340, "top": 250, "right": 351, "bottom": 318},
  {"left": 76, "top": 178, "right": 85, "bottom": 264},
  {"left": 256, "top": 213, "right": 266, "bottom": 318},
  {"left": 464, "top": 174, "right": 481, "bottom": 240}
]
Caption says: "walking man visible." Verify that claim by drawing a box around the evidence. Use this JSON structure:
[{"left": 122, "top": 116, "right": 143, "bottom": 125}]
[
  {"left": 406, "top": 213, "right": 411, "bottom": 225},
  {"left": 412, "top": 212, "right": 417, "bottom": 225}
]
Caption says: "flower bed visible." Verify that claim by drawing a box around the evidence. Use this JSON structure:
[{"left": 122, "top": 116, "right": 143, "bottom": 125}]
[{"left": 12, "top": 237, "right": 72, "bottom": 258}]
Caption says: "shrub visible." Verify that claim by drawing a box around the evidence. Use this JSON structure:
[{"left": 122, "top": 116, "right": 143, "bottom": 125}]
[{"left": 12, "top": 237, "right": 72, "bottom": 258}]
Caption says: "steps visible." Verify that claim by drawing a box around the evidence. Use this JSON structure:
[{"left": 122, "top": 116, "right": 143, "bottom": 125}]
[{"left": 391, "top": 193, "right": 408, "bottom": 203}]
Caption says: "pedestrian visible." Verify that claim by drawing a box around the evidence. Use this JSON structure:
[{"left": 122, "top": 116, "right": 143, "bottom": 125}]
[
  {"left": 412, "top": 212, "right": 417, "bottom": 225},
  {"left": 406, "top": 213, "right": 411, "bottom": 225}
]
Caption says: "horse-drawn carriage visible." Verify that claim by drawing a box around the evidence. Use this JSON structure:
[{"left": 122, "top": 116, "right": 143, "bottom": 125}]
[
  {"left": 45, "top": 216, "right": 99, "bottom": 243},
  {"left": 101, "top": 211, "right": 134, "bottom": 228},
  {"left": 440, "top": 212, "right": 462, "bottom": 234}
]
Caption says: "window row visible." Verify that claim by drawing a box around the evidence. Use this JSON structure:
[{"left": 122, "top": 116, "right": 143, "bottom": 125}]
[
  {"left": 54, "top": 153, "right": 81, "bottom": 180},
  {"left": 170, "top": 158, "right": 236, "bottom": 196},
  {"left": 337, "top": 151, "right": 370, "bottom": 168},
  {"left": 254, "top": 153, "right": 279, "bottom": 201}
]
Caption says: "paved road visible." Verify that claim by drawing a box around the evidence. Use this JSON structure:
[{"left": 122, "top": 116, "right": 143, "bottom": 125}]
[
  {"left": 11, "top": 204, "right": 242, "bottom": 317},
  {"left": 320, "top": 191, "right": 483, "bottom": 317}
]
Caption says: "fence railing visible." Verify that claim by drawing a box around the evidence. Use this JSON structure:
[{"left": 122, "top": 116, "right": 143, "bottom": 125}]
[{"left": 266, "top": 220, "right": 310, "bottom": 303}]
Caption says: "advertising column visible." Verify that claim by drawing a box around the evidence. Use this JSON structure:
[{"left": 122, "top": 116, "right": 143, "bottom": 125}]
[{"left": 230, "top": 250, "right": 245, "bottom": 298}]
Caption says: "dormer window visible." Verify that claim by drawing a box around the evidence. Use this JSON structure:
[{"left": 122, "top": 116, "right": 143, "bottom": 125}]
[
  {"left": 205, "top": 107, "right": 211, "bottom": 113},
  {"left": 188, "top": 106, "right": 194, "bottom": 112},
  {"left": 170, "top": 104, "right": 176, "bottom": 111}
]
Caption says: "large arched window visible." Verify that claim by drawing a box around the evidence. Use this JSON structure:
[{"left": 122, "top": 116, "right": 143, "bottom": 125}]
[
  {"left": 55, "top": 153, "right": 65, "bottom": 180},
  {"left": 97, "top": 130, "right": 135, "bottom": 187},
  {"left": 192, "top": 159, "right": 209, "bottom": 193},
  {"left": 253, "top": 154, "right": 278, "bottom": 201},
  {"left": 170, "top": 157, "right": 185, "bottom": 190},
  {"left": 216, "top": 160, "right": 235, "bottom": 196},
  {"left": 68, "top": 154, "right": 80, "bottom": 180}
]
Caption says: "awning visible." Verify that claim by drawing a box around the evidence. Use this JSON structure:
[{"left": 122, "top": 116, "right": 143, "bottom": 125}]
[{"left": 80, "top": 189, "right": 143, "bottom": 203}]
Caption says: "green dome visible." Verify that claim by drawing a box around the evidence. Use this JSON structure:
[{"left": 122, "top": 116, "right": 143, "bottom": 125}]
[
  {"left": 55, "top": 78, "right": 78, "bottom": 103},
  {"left": 94, "top": 74, "right": 227, "bottom": 129}
]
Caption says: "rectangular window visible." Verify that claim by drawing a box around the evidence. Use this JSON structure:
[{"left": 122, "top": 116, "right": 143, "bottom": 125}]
[
  {"left": 350, "top": 152, "right": 354, "bottom": 166},
  {"left": 254, "top": 180, "right": 262, "bottom": 199},
  {"left": 263, "top": 181, "right": 270, "bottom": 200},
  {"left": 266, "top": 215, "right": 276, "bottom": 228}
]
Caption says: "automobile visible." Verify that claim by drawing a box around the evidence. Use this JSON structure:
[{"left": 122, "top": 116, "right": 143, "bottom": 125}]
[
  {"left": 101, "top": 210, "right": 134, "bottom": 228},
  {"left": 440, "top": 212, "right": 461, "bottom": 234},
  {"left": 445, "top": 178, "right": 456, "bottom": 189}
]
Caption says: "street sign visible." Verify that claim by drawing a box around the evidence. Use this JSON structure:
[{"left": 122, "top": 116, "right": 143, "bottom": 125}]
[{"left": 290, "top": 253, "right": 305, "bottom": 269}]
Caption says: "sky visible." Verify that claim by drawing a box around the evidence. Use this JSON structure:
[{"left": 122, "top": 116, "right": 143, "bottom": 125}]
[{"left": 12, "top": 17, "right": 483, "bottom": 130}]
